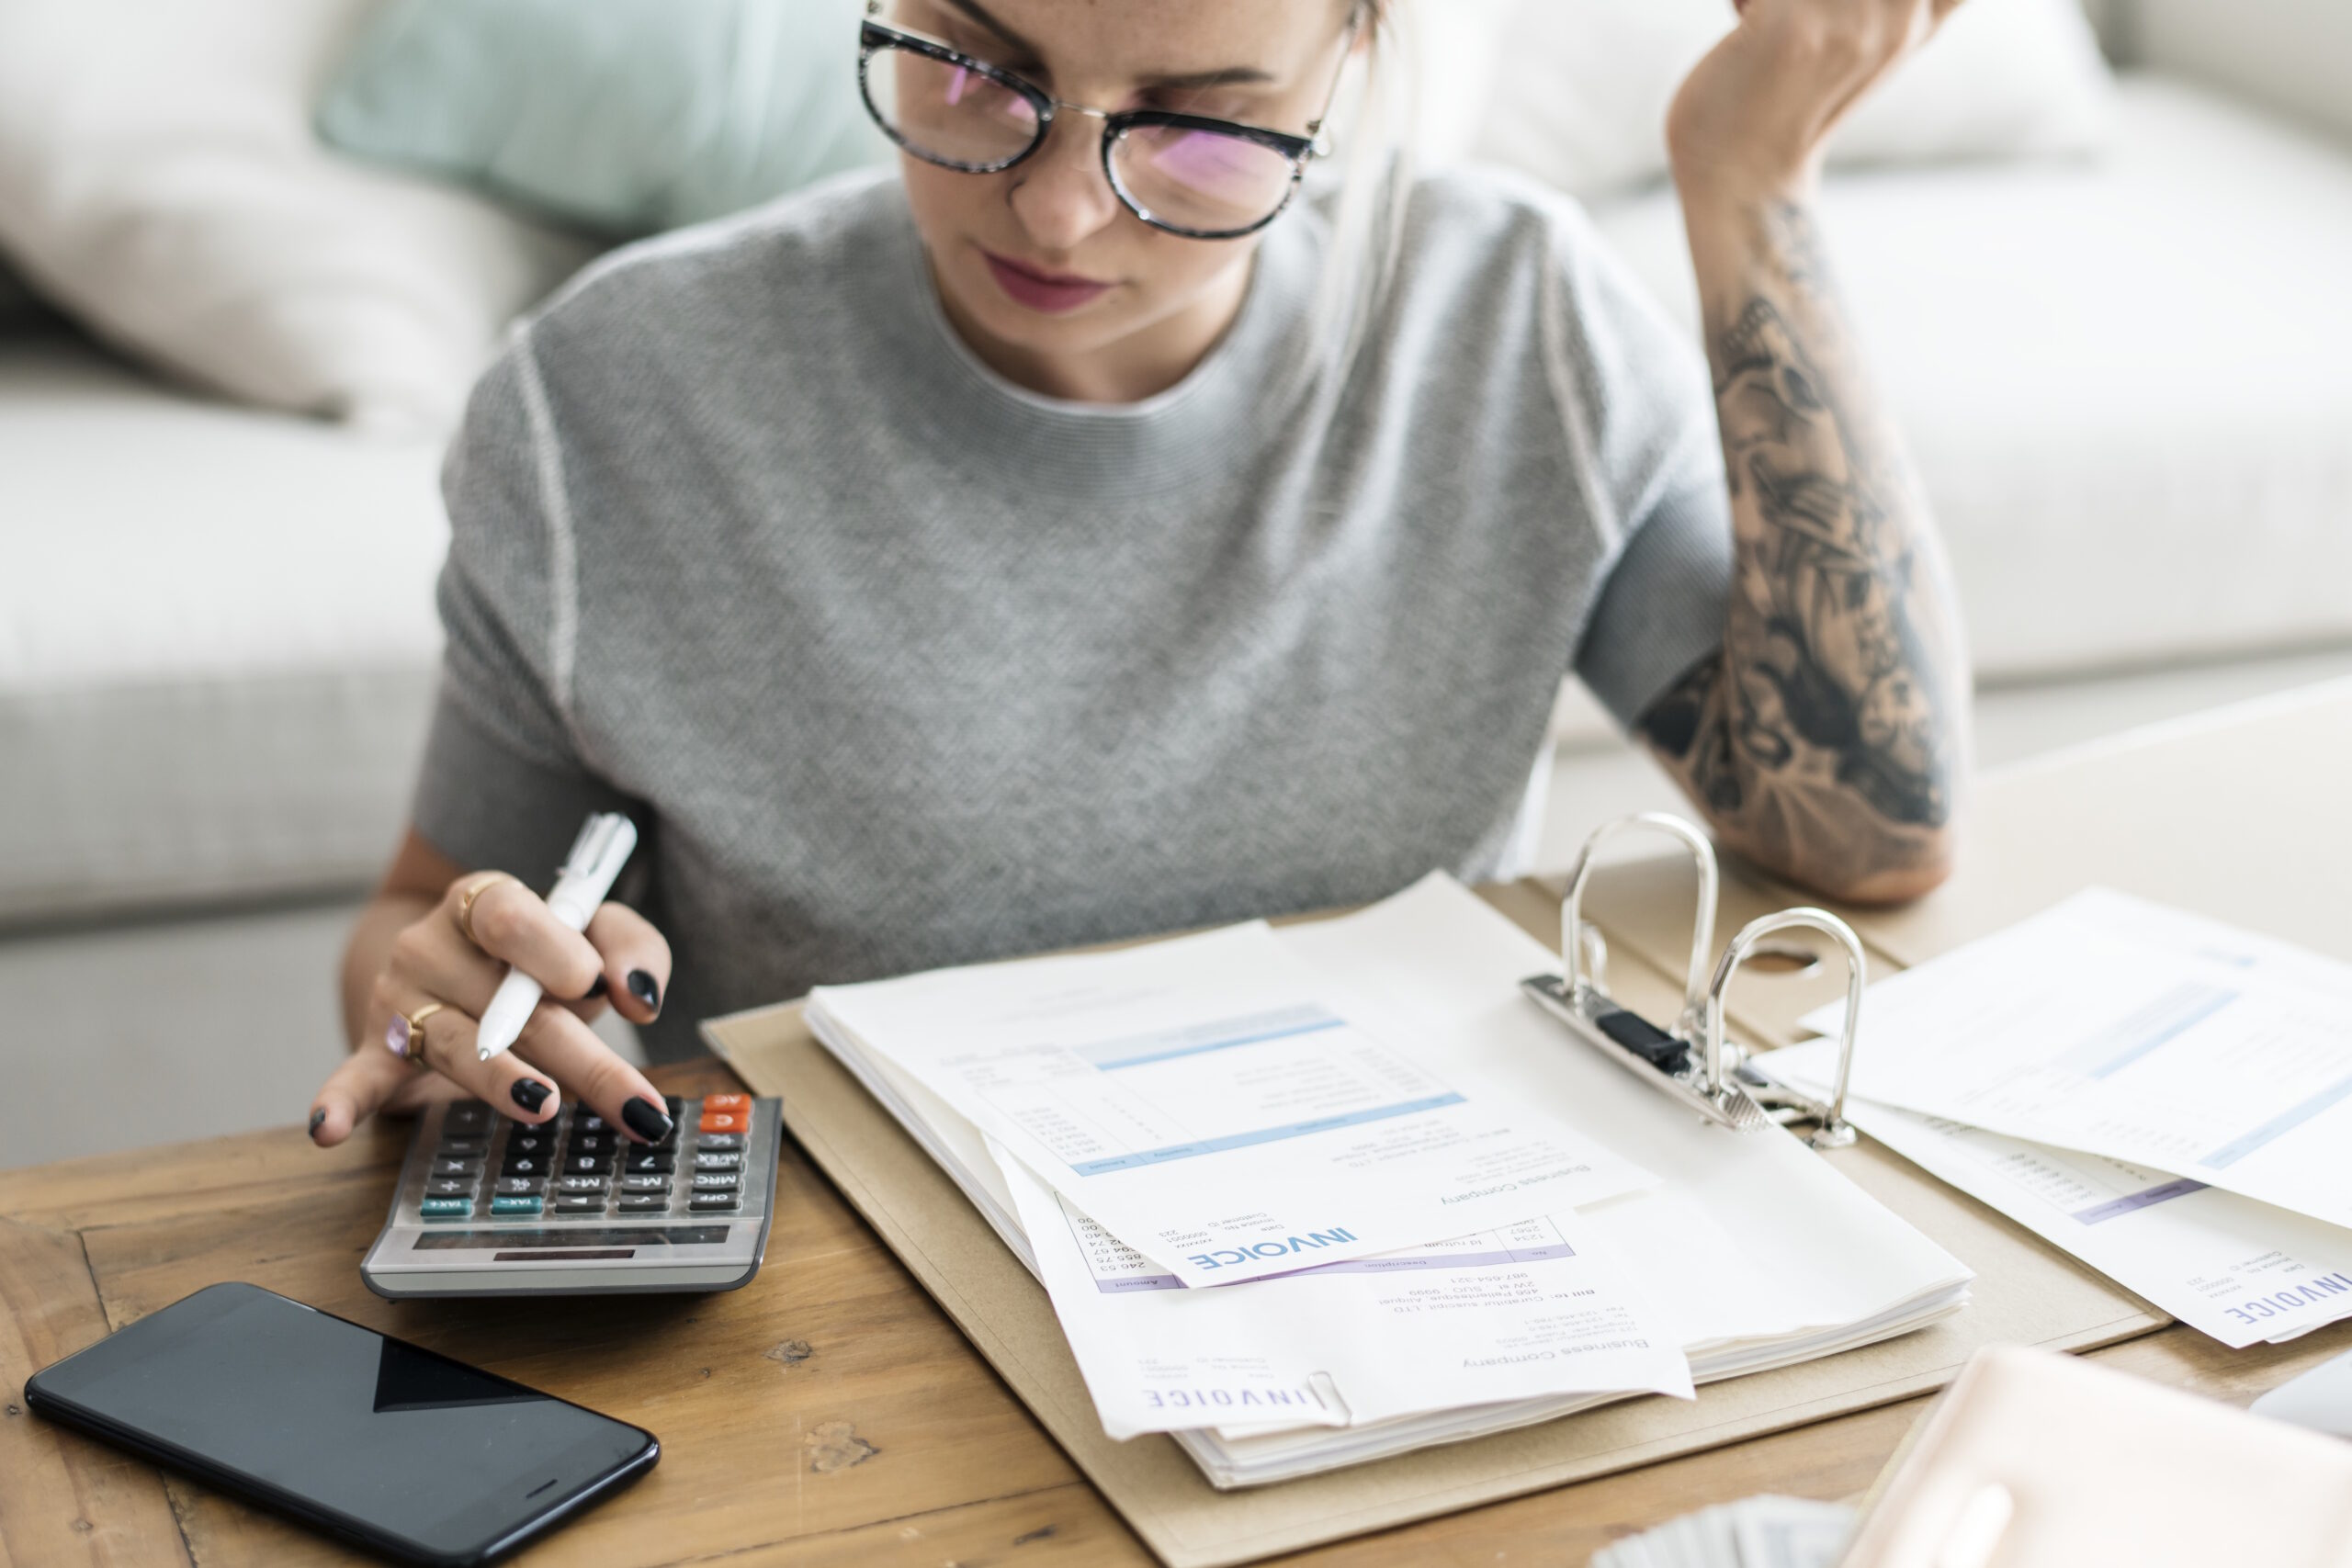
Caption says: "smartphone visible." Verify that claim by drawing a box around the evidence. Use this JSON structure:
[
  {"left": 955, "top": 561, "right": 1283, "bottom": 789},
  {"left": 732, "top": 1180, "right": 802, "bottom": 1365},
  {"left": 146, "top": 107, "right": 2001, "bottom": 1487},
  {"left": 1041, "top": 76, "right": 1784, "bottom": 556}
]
[{"left": 25, "top": 1281, "right": 657, "bottom": 1566}]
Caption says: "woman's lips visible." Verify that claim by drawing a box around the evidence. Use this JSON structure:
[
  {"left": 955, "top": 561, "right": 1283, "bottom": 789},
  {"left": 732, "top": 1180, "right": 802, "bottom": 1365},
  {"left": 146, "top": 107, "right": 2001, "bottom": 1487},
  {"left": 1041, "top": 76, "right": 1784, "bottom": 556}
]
[{"left": 982, "top": 250, "right": 1114, "bottom": 313}]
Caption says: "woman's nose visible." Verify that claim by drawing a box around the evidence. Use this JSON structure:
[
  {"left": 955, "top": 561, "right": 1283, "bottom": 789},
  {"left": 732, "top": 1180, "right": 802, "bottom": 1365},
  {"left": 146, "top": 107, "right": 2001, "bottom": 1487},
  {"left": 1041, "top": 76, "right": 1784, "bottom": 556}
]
[{"left": 1006, "top": 112, "right": 1122, "bottom": 254}]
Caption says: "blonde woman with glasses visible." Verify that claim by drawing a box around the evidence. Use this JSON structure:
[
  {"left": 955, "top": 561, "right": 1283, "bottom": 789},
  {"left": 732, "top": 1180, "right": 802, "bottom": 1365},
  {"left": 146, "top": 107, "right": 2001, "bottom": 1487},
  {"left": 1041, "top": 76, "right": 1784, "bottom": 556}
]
[{"left": 311, "top": 0, "right": 1973, "bottom": 1151}]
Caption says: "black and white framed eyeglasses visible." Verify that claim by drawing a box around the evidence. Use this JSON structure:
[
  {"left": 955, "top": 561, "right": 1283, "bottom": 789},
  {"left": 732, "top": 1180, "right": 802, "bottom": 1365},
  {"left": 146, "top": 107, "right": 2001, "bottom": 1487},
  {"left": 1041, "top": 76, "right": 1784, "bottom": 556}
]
[{"left": 856, "top": 4, "right": 1354, "bottom": 241}]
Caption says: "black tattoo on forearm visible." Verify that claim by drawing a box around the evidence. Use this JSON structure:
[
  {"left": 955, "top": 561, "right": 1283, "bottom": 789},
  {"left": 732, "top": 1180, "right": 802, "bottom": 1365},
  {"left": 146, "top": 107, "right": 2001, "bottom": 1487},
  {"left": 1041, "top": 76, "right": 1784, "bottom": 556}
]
[{"left": 1643, "top": 202, "right": 1962, "bottom": 897}]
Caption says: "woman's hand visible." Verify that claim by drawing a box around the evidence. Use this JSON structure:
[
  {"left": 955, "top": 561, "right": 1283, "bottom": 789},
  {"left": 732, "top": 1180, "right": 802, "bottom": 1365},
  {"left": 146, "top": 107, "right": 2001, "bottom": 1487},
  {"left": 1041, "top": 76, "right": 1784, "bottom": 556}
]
[
  {"left": 1666, "top": 0, "right": 1965, "bottom": 204},
  {"left": 309, "top": 871, "right": 677, "bottom": 1146}
]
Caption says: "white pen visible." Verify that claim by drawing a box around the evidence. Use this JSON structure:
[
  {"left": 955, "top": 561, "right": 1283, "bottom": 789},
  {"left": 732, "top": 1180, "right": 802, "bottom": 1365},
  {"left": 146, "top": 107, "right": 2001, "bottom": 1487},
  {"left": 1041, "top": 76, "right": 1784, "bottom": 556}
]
[{"left": 476, "top": 812, "right": 639, "bottom": 1062}]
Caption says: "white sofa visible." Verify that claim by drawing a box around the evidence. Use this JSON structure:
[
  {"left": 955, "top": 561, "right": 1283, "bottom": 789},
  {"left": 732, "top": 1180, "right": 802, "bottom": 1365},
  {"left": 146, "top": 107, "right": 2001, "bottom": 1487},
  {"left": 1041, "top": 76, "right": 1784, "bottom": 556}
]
[{"left": 6, "top": 0, "right": 2351, "bottom": 926}]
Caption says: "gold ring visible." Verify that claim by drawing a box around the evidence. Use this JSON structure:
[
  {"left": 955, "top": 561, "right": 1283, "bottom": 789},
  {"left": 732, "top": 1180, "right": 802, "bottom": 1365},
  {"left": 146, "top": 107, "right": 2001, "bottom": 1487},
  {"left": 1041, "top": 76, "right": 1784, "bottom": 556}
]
[
  {"left": 387, "top": 1001, "right": 447, "bottom": 1068},
  {"left": 455, "top": 872, "right": 518, "bottom": 949}
]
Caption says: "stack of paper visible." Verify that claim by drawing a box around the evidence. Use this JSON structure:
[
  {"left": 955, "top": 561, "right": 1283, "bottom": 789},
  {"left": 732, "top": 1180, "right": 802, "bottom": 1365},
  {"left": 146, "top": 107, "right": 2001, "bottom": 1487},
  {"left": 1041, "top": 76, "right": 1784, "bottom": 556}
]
[
  {"left": 1763, "top": 887, "right": 2352, "bottom": 1350},
  {"left": 808, "top": 874, "right": 1971, "bottom": 1488}
]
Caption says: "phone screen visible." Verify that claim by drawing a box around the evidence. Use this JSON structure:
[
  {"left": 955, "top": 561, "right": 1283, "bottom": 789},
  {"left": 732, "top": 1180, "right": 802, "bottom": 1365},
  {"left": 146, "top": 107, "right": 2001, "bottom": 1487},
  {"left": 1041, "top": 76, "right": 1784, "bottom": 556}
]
[{"left": 29, "top": 1283, "right": 653, "bottom": 1562}]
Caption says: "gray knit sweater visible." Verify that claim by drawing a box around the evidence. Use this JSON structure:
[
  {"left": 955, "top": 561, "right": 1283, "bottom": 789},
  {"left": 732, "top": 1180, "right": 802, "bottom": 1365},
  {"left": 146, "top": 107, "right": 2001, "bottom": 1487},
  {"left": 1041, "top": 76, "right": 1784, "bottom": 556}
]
[{"left": 413, "top": 166, "right": 1733, "bottom": 1059}]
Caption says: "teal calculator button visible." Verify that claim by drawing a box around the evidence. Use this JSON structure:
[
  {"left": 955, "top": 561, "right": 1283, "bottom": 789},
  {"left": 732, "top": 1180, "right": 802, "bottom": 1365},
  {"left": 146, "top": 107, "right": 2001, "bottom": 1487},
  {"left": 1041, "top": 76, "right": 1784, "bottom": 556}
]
[
  {"left": 420, "top": 1198, "right": 472, "bottom": 1220},
  {"left": 491, "top": 1195, "right": 542, "bottom": 1216}
]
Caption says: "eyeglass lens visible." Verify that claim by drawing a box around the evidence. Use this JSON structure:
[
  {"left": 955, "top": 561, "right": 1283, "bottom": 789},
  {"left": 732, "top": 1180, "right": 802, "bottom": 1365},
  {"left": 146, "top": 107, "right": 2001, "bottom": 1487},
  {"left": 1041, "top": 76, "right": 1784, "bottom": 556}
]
[{"left": 865, "top": 42, "right": 1301, "bottom": 235}]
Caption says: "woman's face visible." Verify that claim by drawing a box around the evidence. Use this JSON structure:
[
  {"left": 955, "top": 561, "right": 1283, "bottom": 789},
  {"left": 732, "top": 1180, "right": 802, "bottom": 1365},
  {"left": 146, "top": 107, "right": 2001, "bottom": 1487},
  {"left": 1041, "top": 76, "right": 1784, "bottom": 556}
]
[{"left": 880, "top": 0, "right": 1356, "bottom": 400}]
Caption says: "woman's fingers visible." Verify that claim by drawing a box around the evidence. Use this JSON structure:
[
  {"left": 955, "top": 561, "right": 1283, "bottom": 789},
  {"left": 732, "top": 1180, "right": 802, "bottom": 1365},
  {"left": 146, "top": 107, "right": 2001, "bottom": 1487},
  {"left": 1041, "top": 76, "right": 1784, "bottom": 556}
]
[
  {"left": 583, "top": 901, "right": 673, "bottom": 1026},
  {"left": 509, "top": 1002, "right": 676, "bottom": 1145},
  {"left": 444, "top": 874, "right": 604, "bottom": 1000},
  {"left": 362, "top": 976, "right": 568, "bottom": 1128},
  {"left": 310, "top": 1039, "right": 415, "bottom": 1148}
]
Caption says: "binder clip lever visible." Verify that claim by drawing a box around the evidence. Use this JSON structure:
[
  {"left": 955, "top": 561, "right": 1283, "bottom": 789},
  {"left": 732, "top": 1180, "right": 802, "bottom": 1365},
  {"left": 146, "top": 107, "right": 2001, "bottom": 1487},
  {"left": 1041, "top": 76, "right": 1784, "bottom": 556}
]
[
  {"left": 1520, "top": 814, "right": 1771, "bottom": 1132},
  {"left": 1519, "top": 812, "right": 1870, "bottom": 1149}
]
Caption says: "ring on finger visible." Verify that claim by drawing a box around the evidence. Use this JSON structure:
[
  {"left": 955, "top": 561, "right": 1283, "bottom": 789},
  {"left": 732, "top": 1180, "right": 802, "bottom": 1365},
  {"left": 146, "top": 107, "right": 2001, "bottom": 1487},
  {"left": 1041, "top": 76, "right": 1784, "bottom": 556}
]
[
  {"left": 455, "top": 872, "right": 520, "bottom": 948},
  {"left": 386, "top": 1001, "right": 448, "bottom": 1069}
]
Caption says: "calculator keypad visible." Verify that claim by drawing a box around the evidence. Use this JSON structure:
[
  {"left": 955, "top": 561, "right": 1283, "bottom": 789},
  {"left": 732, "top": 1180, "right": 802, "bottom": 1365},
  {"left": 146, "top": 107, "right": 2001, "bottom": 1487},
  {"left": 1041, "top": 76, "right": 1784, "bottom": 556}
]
[{"left": 413, "top": 1096, "right": 755, "bottom": 1222}]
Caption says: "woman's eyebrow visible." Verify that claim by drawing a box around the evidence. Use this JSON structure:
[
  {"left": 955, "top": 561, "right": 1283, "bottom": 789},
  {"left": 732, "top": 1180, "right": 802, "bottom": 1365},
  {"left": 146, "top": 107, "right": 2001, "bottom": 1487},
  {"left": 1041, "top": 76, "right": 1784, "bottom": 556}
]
[
  {"left": 933, "top": 0, "right": 1275, "bottom": 90},
  {"left": 939, "top": 0, "right": 1037, "bottom": 55}
]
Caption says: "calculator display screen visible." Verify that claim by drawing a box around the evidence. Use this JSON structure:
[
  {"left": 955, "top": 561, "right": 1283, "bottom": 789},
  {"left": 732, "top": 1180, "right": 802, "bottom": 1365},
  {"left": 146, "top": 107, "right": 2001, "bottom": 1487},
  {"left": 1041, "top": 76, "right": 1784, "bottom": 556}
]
[
  {"left": 31, "top": 1282, "right": 653, "bottom": 1558},
  {"left": 412, "top": 1225, "right": 731, "bottom": 1249}
]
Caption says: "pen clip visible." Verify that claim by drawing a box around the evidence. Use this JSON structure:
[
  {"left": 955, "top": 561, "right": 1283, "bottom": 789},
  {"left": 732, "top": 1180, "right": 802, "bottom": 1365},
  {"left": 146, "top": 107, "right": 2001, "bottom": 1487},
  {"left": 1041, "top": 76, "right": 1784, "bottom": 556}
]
[{"left": 559, "top": 813, "right": 635, "bottom": 886}]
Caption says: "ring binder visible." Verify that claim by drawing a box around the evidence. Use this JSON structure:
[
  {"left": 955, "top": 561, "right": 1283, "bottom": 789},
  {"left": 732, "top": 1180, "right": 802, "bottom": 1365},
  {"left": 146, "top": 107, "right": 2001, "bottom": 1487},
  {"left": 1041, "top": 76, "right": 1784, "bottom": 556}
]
[{"left": 1519, "top": 812, "right": 1864, "bottom": 1150}]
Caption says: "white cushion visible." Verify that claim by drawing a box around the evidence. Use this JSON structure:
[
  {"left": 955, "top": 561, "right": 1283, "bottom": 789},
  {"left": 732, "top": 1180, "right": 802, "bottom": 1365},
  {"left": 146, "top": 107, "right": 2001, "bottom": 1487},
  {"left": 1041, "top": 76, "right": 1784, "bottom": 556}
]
[
  {"left": 1472, "top": 0, "right": 2115, "bottom": 201},
  {"left": 1585, "top": 74, "right": 2352, "bottom": 680},
  {"left": 0, "top": 0, "right": 594, "bottom": 432},
  {"left": 0, "top": 335, "right": 445, "bottom": 919}
]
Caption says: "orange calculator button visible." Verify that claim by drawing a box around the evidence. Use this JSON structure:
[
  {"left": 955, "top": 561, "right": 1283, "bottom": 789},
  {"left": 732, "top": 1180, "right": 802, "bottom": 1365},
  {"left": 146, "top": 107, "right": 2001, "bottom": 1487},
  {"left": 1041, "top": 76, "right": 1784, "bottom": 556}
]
[
  {"left": 702, "top": 1094, "right": 750, "bottom": 1113},
  {"left": 699, "top": 1111, "right": 747, "bottom": 1134}
]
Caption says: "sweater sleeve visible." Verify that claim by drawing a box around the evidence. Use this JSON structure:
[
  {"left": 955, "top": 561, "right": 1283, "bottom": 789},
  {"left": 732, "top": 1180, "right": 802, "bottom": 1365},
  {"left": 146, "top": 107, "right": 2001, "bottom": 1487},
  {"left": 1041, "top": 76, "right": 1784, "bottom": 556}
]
[
  {"left": 1525, "top": 190, "right": 1734, "bottom": 731},
  {"left": 410, "top": 333, "right": 633, "bottom": 888}
]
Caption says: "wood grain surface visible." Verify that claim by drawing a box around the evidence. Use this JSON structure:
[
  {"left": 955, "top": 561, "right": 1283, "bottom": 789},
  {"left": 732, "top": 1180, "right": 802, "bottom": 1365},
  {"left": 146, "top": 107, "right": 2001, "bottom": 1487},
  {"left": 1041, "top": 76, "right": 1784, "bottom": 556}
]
[{"left": 7, "top": 1051, "right": 2347, "bottom": 1568}]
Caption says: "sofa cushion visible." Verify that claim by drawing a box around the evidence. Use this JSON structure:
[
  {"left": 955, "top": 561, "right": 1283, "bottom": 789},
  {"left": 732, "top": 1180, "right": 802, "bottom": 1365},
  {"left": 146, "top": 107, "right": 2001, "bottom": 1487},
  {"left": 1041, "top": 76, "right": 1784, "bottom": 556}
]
[
  {"left": 0, "top": 335, "right": 443, "bottom": 921},
  {"left": 1474, "top": 0, "right": 2116, "bottom": 202},
  {"left": 0, "top": 0, "right": 595, "bottom": 431},
  {"left": 1586, "top": 73, "right": 2352, "bottom": 680},
  {"left": 318, "top": 0, "right": 894, "bottom": 240}
]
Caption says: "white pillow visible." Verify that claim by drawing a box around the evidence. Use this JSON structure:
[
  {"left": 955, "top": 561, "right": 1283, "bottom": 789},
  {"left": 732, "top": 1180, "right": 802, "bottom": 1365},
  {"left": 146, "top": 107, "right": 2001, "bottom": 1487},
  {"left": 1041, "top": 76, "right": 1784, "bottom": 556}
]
[
  {"left": 0, "top": 0, "right": 596, "bottom": 431},
  {"left": 1469, "top": 0, "right": 2116, "bottom": 202}
]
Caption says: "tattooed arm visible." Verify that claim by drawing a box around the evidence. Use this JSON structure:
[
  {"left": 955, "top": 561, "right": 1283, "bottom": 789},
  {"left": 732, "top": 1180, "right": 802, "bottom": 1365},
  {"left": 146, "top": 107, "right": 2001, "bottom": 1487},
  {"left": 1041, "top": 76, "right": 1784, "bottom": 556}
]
[
  {"left": 1639, "top": 196, "right": 1968, "bottom": 901},
  {"left": 1639, "top": 0, "right": 1972, "bottom": 903}
]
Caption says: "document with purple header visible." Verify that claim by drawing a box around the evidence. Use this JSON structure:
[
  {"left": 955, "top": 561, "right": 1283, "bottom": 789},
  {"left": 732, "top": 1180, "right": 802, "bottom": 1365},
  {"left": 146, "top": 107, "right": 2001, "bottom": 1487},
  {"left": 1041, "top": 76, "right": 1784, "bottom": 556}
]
[
  {"left": 808, "top": 920, "right": 1657, "bottom": 1286},
  {"left": 996, "top": 1143, "right": 1692, "bottom": 1439},
  {"left": 1795, "top": 888, "right": 2352, "bottom": 1233},
  {"left": 1762, "top": 1036, "right": 2352, "bottom": 1348}
]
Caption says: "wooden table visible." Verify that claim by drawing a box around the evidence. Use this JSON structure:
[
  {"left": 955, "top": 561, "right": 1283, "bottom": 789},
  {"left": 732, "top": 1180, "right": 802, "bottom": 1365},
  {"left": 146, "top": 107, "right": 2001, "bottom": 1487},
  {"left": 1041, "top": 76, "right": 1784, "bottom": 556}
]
[
  {"left": 5, "top": 1055, "right": 2347, "bottom": 1568},
  {"left": 13, "top": 682, "right": 2352, "bottom": 1565}
]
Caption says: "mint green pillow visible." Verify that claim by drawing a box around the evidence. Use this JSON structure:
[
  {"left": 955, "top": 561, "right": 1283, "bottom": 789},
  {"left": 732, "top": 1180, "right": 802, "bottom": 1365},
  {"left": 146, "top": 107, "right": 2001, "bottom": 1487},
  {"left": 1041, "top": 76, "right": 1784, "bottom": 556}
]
[{"left": 318, "top": 0, "right": 896, "bottom": 239}]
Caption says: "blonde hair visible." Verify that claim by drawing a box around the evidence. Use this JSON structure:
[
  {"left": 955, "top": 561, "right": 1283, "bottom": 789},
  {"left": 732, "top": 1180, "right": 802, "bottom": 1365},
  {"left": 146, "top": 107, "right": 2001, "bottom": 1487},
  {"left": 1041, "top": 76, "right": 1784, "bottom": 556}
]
[{"left": 1298, "top": 0, "right": 1419, "bottom": 402}]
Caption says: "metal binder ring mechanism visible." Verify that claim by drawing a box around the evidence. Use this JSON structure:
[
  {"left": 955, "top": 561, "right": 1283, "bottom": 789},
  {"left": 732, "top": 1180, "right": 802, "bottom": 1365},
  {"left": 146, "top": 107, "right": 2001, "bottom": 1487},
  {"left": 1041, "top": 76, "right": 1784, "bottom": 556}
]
[{"left": 1518, "top": 812, "right": 1865, "bottom": 1151}]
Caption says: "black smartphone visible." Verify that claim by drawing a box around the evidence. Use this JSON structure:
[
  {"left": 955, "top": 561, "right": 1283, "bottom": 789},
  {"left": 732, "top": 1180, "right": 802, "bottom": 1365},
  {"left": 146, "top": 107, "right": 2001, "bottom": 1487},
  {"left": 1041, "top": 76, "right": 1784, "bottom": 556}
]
[{"left": 24, "top": 1281, "right": 657, "bottom": 1566}]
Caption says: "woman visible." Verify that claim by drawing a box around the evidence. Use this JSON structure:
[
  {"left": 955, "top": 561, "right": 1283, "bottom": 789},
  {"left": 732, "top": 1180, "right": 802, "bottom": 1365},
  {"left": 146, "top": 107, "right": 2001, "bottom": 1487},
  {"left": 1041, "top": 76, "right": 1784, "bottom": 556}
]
[{"left": 311, "top": 0, "right": 1969, "bottom": 1150}]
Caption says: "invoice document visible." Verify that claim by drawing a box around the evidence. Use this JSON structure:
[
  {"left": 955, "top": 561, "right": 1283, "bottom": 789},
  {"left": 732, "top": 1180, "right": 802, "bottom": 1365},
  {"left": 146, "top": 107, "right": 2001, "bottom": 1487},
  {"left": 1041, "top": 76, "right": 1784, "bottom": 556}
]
[
  {"left": 1793, "top": 888, "right": 2352, "bottom": 1231},
  {"left": 997, "top": 1142, "right": 1691, "bottom": 1439},
  {"left": 1764, "top": 1038, "right": 2352, "bottom": 1348},
  {"left": 808, "top": 919, "right": 1657, "bottom": 1285}
]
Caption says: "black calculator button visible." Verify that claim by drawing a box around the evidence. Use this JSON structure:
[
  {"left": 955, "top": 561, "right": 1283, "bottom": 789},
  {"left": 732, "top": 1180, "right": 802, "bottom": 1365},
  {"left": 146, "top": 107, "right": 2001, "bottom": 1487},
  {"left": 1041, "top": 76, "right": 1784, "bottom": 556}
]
[
  {"left": 505, "top": 1132, "right": 553, "bottom": 1156},
  {"left": 691, "top": 1171, "right": 740, "bottom": 1190},
  {"left": 493, "top": 1177, "right": 545, "bottom": 1196},
  {"left": 424, "top": 1178, "right": 475, "bottom": 1199},
  {"left": 435, "top": 1138, "right": 488, "bottom": 1158},
  {"left": 556, "top": 1174, "right": 609, "bottom": 1193},
  {"left": 553, "top": 1195, "right": 606, "bottom": 1213},
  {"left": 689, "top": 1192, "right": 741, "bottom": 1212},
  {"left": 695, "top": 1134, "right": 743, "bottom": 1152},
  {"left": 572, "top": 1113, "right": 608, "bottom": 1134},
  {"left": 562, "top": 1155, "right": 612, "bottom": 1176},
  {"left": 443, "top": 1105, "right": 494, "bottom": 1134},
  {"left": 620, "top": 1174, "right": 670, "bottom": 1193},
  {"left": 663, "top": 1096, "right": 685, "bottom": 1115},
  {"left": 565, "top": 1134, "right": 616, "bottom": 1157},
  {"left": 501, "top": 1157, "right": 545, "bottom": 1178},
  {"left": 618, "top": 1194, "right": 671, "bottom": 1213},
  {"left": 430, "top": 1157, "right": 481, "bottom": 1179},
  {"left": 623, "top": 1152, "right": 674, "bottom": 1175},
  {"left": 694, "top": 1151, "right": 742, "bottom": 1170}
]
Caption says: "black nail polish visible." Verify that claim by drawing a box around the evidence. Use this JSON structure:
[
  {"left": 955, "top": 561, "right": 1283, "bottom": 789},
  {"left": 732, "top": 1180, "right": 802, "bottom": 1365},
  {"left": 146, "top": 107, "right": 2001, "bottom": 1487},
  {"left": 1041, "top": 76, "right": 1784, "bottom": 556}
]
[
  {"left": 621, "top": 1097, "right": 673, "bottom": 1144},
  {"left": 628, "top": 969, "right": 662, "bottom": 1015},
  {"left": 586, "top": 974, "right": 609, "bottom": 999},
  {"left": 308, "top": 1108, "right": 326, "bottom": 1139},
  {"left": 511, "top": 1078, "right": 552, "bottom": 1113}
]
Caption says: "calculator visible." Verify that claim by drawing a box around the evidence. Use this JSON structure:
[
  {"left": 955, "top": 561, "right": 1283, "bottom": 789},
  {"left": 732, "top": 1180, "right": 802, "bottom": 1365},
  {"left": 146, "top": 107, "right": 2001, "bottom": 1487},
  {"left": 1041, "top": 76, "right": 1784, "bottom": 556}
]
[{"left": 361, "top": 1093, "right": 781, "bottom": 1299}]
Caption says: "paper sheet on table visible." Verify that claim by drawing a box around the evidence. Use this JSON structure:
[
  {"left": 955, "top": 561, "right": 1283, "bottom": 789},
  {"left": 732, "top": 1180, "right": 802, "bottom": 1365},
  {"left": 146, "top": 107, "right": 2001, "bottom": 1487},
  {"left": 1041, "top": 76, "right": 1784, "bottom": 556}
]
[
  {"left": 995, "top": 1139, "right": 1692, "bottom": 1440},
  {"left": 1792, "top": 887, "right": 2352, "bottom": 1232},
  {"left": 1762, "top": 1039, "right": 2352, "bottom": 1348},
  {"left": 808, "top": 915, "right": 1657, "bottom": 1285}
]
